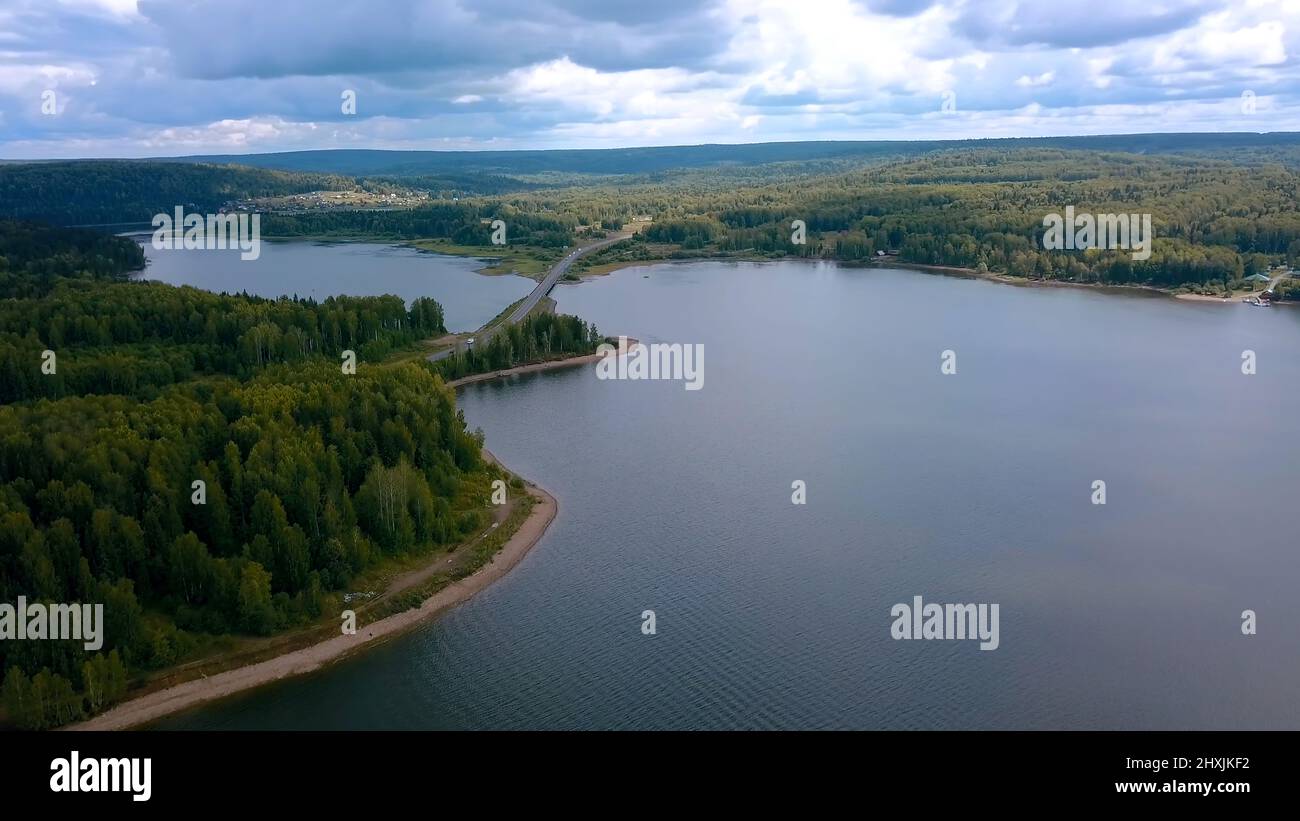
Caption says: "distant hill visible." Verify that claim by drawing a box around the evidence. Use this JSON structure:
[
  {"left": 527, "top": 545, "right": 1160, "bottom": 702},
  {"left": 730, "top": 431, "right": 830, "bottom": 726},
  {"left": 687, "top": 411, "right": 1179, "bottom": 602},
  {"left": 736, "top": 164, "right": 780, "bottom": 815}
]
[
  {"left": 0, "top": 161, "right": 355, "bottom": 226},
  {"left": 6, "top": 133, "right": 1300, "bottom": 227},
  {"left": 159, "top": 133, "right": 1300, "bottom": 177}
]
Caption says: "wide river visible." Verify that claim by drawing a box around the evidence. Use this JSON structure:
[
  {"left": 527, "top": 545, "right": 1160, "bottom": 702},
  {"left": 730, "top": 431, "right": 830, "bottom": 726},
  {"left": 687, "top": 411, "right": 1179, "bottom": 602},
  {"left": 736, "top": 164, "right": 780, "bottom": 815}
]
[
  {"left": 157, "top": 260, "right": 1300, "bottom": 730},
  {"left": 132, "top": 237, "right": 534, "bottom": 332}
]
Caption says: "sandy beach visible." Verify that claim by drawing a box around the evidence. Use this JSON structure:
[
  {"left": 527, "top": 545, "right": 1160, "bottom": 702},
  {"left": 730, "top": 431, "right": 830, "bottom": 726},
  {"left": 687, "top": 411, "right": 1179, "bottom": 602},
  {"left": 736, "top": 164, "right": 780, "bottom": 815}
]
[{"left": 70, "top": 480, "right": 557, "bottom": 731}]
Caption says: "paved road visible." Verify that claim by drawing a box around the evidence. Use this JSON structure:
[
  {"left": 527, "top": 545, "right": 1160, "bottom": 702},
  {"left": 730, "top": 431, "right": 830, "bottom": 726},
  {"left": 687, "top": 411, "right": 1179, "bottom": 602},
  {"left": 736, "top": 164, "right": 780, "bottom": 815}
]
[{"left": 427, "top": 232, "right": 631, "bottom": 363}]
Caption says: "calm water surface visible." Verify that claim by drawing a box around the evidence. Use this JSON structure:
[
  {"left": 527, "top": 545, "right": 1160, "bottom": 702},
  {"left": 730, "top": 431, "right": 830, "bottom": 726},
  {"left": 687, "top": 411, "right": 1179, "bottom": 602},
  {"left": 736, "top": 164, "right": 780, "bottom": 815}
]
[
  {"left": 156, "top": 261, "right": 1300, "bottom": 730},
  {"left": 133, "top": 237, "right": 533, "bottom": 332}
]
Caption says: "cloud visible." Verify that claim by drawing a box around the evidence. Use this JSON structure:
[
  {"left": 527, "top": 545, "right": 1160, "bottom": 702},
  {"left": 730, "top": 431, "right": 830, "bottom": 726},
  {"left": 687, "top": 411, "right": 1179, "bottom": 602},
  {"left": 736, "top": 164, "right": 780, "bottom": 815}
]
[
  {"left": 858, "top": 0, "right": 938, "bottom": 16},
  {"left": 1, "top": 0, "right": 1299, "bottom": 157},
  {"left": 1015, "top": 71, "right": 1054, "bottom": 88},
  {"left": 133, "top": 0, "right": 727, "bottom": 79},
  {"left": 953, "top": 0, "right": 1223, "bottom": 49}
]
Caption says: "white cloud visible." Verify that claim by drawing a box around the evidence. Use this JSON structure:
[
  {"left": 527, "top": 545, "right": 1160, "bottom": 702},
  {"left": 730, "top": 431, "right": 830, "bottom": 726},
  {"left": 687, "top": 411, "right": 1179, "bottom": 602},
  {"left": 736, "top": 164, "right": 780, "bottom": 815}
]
[
  {"left": 2, "top": 0, "right": 1300, "bottom": 156},
  {"left": 1016, "top": 71, "right": 1055, "bottom": 87},
  {"left": 146, "top": 117, "right": 317, "bottom": 150},
  {"left": 724, "top": 0, "right": 959, "bottom": 102},
  {"left": 55, "top": 0, "right": 140, "bottom": 17}
]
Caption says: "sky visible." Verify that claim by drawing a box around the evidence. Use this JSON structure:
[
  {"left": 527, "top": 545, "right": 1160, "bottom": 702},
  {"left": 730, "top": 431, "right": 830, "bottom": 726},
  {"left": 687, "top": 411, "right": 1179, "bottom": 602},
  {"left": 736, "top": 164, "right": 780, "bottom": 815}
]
[{"left": 1, "top": 0, "right": 1298, "bottom": 158}]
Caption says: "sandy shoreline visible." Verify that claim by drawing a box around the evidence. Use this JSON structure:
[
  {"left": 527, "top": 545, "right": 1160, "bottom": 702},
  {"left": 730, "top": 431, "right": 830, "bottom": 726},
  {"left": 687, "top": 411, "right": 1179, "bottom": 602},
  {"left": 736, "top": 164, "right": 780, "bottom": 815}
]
[
  {"left": 68, "top": 339, "right": 643, "bottom": 729},
  {"left": 70, "top": 479, "right": 557, "bottom": 731}
]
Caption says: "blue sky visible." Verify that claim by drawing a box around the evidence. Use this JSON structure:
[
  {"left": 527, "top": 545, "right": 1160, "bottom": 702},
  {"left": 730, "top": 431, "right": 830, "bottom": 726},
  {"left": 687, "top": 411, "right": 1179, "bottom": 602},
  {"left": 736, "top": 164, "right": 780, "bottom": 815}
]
[{"left": 2, "top": 0, "right": 1298, "bottom": 158}]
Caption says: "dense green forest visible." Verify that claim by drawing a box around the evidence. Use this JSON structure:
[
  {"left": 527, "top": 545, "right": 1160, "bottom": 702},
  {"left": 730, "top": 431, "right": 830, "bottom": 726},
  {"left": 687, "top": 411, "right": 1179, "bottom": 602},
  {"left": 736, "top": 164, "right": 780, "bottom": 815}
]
[
  {"left": 0, "top": 222, "right": 494, "bottom": 729},
  {"left": 560, "top": 147, "right": 1300, "bottom": 295},
  {"left": 48, "top": 139, "right": 1297, "bottom": 294},
  {"left": 0, "top": 278, "right": 445, "bottom": 402},
  {"left": 0, "top": 219, "right": 146, "bottom": 297},
  {"left": 0, "top": 161, "right": 356, "bottom": 226},
  {"left": 433, "top": 313, "right": 604, "bottom": 382},
  {"left": 259, "top": 203, "right": 576, "bottom": 247},
  {"left": 6, "top": 136, "right": 1300, "bottom": 294}
]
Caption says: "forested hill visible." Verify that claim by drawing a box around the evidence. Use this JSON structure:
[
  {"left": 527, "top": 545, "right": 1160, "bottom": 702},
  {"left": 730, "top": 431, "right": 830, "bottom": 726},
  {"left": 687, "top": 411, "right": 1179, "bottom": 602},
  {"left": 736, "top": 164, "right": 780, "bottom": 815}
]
[
  {"left": 161, "top": 132, "right": 1300, "bottom": 176},
  {"left": 7, "top": 135, "right": 1300, "bottom": 294},
  {"left": 8, "top": 132, "right": 1300, "bottom": 229},
  {"left": 0, "top": 220, "right": 145, "bottom": 297},
  {"left": 0, "top": 221, "right": 489, "bottom": 729},
  {"left": 0, "top": 161, "right": 355, "bottom": 226}
]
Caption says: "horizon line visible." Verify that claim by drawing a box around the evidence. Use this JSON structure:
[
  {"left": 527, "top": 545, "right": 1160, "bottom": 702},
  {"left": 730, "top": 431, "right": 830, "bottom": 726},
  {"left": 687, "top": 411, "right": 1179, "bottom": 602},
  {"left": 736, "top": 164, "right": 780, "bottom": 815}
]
[{"left": 2, "top": 130, "right": 1296, "bottom": 164}]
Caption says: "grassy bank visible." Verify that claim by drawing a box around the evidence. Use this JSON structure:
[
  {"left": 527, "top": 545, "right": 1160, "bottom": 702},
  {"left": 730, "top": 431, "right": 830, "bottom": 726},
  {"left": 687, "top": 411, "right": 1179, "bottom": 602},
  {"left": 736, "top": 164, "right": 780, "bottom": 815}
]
[{"left": 407, "top": 239, "right": 561, "bottom": 278}]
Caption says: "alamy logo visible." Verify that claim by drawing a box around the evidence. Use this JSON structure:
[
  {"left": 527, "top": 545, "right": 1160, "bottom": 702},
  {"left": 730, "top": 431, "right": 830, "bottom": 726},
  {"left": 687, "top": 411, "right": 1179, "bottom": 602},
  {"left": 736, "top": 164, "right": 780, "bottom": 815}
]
[
  {"left": 50, "top": 751, "right": 151, "bottom": 802},
  {"left": 151, "top": 207, "right": 261, "bottom": 261},
  {"left": 1042, "top": 206, "right": 1152, "bottom": 261},
  {"left": 0, "top": 596, "right": 104, "bottom": 651},
  {"left": 891, "top": 595, "right": 1000, "bottom": 651},
  {"left": 595, "top": 335, "right": 704, "bottom": 391}
]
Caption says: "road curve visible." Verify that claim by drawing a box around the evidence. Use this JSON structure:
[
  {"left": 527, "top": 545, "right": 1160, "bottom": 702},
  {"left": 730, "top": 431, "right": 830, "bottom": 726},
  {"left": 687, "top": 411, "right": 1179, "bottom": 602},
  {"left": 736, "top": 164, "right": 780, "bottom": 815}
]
[{"left": 427, "top": 231, "right": 631, "bottom": 363}]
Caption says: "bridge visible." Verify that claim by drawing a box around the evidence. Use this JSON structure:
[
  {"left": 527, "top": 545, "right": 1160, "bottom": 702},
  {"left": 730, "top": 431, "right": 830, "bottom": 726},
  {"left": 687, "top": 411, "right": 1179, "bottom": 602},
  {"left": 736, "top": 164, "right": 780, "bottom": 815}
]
[{"left": 427, "top": 231, "right": 631, "bottom": 363}]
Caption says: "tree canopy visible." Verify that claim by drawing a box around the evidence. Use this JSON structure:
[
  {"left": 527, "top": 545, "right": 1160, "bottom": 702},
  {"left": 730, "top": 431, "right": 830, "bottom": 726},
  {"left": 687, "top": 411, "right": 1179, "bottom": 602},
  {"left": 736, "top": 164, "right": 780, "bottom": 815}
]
[{"left": 0, "top": 221, "right": 486, "bottom": 729}]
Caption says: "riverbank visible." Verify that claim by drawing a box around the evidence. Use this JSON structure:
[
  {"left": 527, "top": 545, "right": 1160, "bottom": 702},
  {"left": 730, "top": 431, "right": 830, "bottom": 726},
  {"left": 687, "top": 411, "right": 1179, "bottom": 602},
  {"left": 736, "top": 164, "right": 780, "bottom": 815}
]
[
  {"left": 69, "top": 470, "right": 557, "bottom": 731},
  {"left": 571, "top": 251, "right": 1295, "bottom": 304},
  {"left": 863, "top": 258, "right": 1183, "bottom": 298},
  {"left": 405, "top": 239, "right": 556, "bottom": 279},
  {"left": 445, "top": 338, "right": 641, "bottom": 389},
  {"left": 175, "top": 229, "right": 1293, "bottom": 306},
  {"left": 854, "top": 259, "right": 1294, "bottom": 304},
  {"left": 1172, "top": 292, "right": 1295, "bottom": 305}
]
